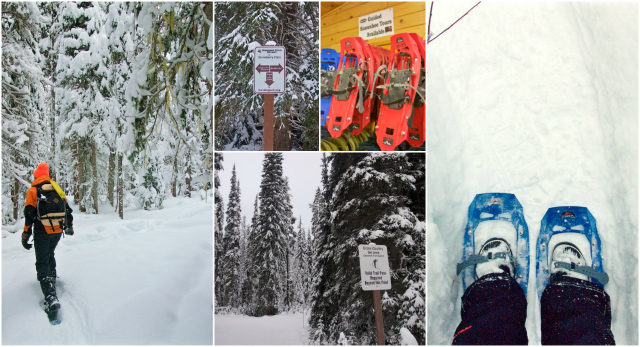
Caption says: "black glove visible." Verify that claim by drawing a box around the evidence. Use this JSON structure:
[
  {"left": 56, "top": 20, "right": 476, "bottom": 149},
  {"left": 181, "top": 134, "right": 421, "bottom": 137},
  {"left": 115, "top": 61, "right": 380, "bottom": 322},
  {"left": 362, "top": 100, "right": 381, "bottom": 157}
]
[
  {"left": 65, "top": 226, "right": 74, "bottom": 236},
  {"left": 21, "top": 231, "right": 32, "bottom": 250}
]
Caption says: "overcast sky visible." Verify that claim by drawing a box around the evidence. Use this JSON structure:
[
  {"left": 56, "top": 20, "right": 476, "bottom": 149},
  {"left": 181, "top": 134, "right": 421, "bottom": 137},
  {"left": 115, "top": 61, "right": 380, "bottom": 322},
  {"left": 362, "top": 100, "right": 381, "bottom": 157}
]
[{"left": 216, "top": 152, "right": 324, "bottom": 233}]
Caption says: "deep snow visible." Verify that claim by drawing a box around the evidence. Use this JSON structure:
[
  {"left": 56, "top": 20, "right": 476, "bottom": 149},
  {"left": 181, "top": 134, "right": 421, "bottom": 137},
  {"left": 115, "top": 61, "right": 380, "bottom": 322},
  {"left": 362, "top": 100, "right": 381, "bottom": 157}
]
[
  {"left": 427, "top": 2, "right": 637, "bottom": 345},
  {"left": 215, "top": 312, "right": 309, "bottom": 345},
  {"left": 2, "top": 196, "right": 213, "bottom": 344}
]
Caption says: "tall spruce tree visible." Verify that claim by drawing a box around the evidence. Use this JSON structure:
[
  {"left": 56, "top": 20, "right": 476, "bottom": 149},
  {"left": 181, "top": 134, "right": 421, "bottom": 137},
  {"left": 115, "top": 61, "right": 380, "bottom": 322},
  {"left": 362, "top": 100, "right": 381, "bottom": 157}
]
[
  {"left": 222, "top": 164, "right": 242, "bottom": 308},
  {"left": 254, "top": 153, "right": 293, "bottom": 315},
  {"left": 241, "top": 194, "right": 260, "bottom": 314},
  {"left": 214, "top": 153, "right": 225, "bottom": 306}
]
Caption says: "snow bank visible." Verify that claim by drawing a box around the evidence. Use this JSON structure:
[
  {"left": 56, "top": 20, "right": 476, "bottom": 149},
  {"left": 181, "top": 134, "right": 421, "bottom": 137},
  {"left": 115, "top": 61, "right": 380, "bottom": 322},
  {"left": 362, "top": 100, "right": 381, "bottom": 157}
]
[
  {"left": 428, "top": 2, "right": 637, "bottom": 344},
  {"left": 2, "top": 197, "right": 213, "bottom": 344},
  {"left": 215, "top": 312, "right": 309, "bottom": 345}
]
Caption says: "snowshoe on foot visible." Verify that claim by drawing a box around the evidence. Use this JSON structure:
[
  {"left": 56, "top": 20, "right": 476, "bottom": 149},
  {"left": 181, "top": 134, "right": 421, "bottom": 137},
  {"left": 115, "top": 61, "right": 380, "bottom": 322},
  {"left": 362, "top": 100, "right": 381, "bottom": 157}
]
[
  {"left": 46, "top": 304, "right": 61, "bottom": 325},
  {"left": 474, "top": 238, "right": 515, "bottom": 279},
  {"left": 536, "top": 207, "right": 609, "bottom": 300},
  {"left": 456, "top": 193, "right": 530, "bottom": 295}
]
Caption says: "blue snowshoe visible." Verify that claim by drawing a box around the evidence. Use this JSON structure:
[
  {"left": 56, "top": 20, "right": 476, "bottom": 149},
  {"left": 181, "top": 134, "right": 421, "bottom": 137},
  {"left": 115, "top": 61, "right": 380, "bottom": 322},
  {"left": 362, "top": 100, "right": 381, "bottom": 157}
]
[
  {"left": 320, "top": 48, "right": 341, "bottom": 126},
  {"left": 535, "top": 206, "right": 609, "bottom": 300},
  {"left": 456, "top": 193, "right": 530, "bottom": 295}
]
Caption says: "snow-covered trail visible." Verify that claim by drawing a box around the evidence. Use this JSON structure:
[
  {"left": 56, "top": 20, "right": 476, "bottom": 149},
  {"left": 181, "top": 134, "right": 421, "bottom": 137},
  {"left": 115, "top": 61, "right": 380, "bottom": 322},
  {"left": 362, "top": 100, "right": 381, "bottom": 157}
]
[
  {"left": 2, "top": 196, "right": 213, "bottom": 344},
  {"left": 427, "top": 2, "right": 637, "bottom": 345},
  {"left": 215, "top": 312, "right": 309, "bottom": 345}
]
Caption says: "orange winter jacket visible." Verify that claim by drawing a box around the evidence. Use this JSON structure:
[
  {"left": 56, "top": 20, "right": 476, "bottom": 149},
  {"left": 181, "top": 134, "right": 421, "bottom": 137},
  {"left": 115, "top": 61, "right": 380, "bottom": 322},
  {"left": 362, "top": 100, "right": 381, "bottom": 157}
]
[{"left": 24, "top": 176, "right": 73, "bottom": 234}]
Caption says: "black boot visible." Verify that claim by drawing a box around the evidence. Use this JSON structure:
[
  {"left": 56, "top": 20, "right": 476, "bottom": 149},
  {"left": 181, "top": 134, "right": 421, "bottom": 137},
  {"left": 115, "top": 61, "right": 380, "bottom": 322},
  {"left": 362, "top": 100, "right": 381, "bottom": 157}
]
[{"left": 39, "top": 277, "right": 60, "bottom": 314}]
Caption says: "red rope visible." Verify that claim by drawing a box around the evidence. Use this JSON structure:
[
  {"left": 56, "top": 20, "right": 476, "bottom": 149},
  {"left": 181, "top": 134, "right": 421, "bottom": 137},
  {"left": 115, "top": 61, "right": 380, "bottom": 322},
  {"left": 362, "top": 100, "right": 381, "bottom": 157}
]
[{"left": 427, "top": 1, "right": 481, "bottom": 44}]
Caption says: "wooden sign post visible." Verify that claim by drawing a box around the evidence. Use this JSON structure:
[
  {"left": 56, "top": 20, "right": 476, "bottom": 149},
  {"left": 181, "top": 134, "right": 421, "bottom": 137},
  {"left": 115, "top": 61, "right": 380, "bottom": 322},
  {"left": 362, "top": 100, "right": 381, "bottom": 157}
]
[
  {"left": 253, "top": 45, "right": 286, "bottom": 151},
  {"left": 263, "top": 94, "right": 274, "bottom": 151},
  {"left": 358, "top": 244, "right": 392, "bottom": 345}
]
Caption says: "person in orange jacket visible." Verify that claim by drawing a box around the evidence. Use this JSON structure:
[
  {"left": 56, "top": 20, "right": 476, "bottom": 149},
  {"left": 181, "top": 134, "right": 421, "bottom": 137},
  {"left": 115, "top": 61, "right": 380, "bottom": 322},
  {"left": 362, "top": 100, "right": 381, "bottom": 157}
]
[{"left": 22, "top": 163, "right": 74, "bottom": 317}]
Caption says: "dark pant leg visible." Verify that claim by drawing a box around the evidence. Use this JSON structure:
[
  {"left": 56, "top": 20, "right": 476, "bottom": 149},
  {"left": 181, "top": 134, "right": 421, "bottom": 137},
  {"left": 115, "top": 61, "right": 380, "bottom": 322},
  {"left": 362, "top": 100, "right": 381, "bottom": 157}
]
[
  {"left": 33, "top": 233, "right": 62, "bottom": 281},
  {"left": 541, "top": 277, "right": 615, "bottom": 345},
  {"left": 452, "top": 273, "right": 528, "bottom": 345}
]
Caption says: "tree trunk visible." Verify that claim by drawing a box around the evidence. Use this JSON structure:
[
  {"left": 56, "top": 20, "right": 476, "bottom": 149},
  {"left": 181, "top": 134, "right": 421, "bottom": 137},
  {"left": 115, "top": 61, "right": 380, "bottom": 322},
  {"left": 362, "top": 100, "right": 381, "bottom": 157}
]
[
  {"left": 91, "top": 139, "right": 98, "bottom": 214},
  {"left": 78, "top": 140, "right": 86, "bottom": 213},
  {"left": 108, "top": 147, "right": 115, "bottom": 206},
  {"left": 172, "top": 142, "right": 180, "bottom": 197},
  {"left": 185, "top": 150, "right": 192, "bottom": 198},
  {"left": 117, "top": 152, "right": 123, "bottom": 220},
  {"left": 273, "top": 116, "right": 292, "bottom": 151},
  {"left": 50, "top": 89, "right": 56, "bottom": 181},
  {"left": 12, "top": 176, "right": 19, "bottom": 221},
  {"left": 73, "top": 141, "right": 79, "bottom": 202}
]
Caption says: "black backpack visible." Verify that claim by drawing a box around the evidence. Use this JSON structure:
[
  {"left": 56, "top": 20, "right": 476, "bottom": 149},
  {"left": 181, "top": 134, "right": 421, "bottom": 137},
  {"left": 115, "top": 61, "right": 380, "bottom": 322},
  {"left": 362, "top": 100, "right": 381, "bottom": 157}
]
[{"left": 36, "top": 183, "right": 67, "bottom": 232}]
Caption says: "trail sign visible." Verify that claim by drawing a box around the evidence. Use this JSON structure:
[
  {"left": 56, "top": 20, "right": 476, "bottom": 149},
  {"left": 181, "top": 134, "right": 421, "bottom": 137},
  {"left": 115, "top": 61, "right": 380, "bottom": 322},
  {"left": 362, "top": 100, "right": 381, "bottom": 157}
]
[
  {"left": 358, "top": 245, "right": 391, "bottom": 290},
  {"left": 254, "top": 46, "right": 286, "bottom": 94}
]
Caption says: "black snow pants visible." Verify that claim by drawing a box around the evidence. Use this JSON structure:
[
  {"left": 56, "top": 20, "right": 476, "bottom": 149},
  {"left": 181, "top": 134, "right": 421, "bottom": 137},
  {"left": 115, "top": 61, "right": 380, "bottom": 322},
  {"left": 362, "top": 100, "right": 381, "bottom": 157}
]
[
  {"left": 33, "top": 232, "right": 62, "bottom": 282},
  {"left": 452, "top": 273, "right": 615, "bottom": 345}
]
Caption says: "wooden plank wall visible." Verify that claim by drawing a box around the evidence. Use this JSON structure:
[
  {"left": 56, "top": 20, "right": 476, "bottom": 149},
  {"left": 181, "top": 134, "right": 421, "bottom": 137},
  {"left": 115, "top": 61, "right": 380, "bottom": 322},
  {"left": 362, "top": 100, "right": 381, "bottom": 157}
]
[{"left": 321, "top": 2, "right": 425, "bottom": 52}]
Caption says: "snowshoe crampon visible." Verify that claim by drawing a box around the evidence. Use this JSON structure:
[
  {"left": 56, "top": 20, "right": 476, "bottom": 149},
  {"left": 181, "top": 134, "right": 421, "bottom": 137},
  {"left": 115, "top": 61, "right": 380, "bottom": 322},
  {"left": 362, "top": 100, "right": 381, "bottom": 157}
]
[
  {"left": 536, "top": 206, "right": 608, "bottom": 300},
  {"left": 376, "top": 33, "right": 425, "bottom": 151},
  {"left": 320, "top": 48, "right": 341, "bottom": 126},
  {"left": 457, "top": 193, "right": 530, "bottom": 295}
]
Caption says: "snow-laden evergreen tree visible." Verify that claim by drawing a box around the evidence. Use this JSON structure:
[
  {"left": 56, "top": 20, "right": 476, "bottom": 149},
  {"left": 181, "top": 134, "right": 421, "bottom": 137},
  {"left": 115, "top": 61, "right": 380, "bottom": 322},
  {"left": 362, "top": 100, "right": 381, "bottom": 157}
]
[
  {"left": 293, "top": 220, "right": 310, "bottom": 310},
  {"left": 104, "top": 1, "right": 137, "bottom": 217},
  {"left": 1, "top": 2, "right": 47, "bottom": 224},
  {"left": 139, "top": 155, "right": 166, "bottom": 210},
  {"left": 238, "top": 215, "right": 249, "bottom": 307},
  {"left": 54, "top": 1, "right": 108, "bottom": 214},
  {"left": 241, "top": 194, "right": 260, "bottom": 314},
  {"left": 254, "top": 153, "right": 294, "bottom": 315},
  {"left": 309, "top": 153, "right": 426, "bottom": 345},
  {"left": 222, "top": 165, "right": 242, "bottom": 308},
  {"left": 214, "top": 2, "right": 319, "bottom": 151},
  {"left": 309, "top": 154, "right": 335, "bottom": 344},
  {"left": 214, "top": 153, "right": 225, "bottom": 306}
]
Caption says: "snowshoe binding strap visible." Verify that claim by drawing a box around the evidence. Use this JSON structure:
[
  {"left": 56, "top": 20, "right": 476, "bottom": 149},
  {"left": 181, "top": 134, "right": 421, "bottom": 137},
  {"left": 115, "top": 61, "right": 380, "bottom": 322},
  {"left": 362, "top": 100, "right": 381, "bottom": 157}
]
[
  {"left": 456, "top": 252, "right": 512, "bottom": 276},
  {"left": 331, "top": 67, "right": 359, "bottom": 100},
  {"left": 554, "top": 261, "right": 609, "bottom": 285},
  {"left": 377, "top": 69, "right": 414, "bottom": 110}
]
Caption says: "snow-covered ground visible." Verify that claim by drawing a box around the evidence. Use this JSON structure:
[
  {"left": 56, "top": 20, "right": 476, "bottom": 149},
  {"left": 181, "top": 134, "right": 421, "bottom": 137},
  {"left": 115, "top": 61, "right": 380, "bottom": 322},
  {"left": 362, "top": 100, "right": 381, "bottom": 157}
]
[
  {"left": 215, "top": 312, "right": 309, "bottom": 345},
  {"left": 428, "top": 2, "right": 637, "bottom": 345},
  {"left": 2, "top": 196, "right": 213, "bottom": 344}
]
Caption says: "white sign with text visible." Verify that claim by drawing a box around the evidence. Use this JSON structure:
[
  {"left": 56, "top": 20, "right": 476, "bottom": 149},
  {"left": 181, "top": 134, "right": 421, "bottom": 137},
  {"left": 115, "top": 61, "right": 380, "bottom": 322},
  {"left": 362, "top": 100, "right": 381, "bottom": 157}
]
[
  {"left": 358, "top": 244, "right": 391, "bottom": 291},
  {"left": 253, "top": 46, "right": 286, "bottom": 94},
  {"left": 358, "top": 8, "right": 394, "bottom": 40}
]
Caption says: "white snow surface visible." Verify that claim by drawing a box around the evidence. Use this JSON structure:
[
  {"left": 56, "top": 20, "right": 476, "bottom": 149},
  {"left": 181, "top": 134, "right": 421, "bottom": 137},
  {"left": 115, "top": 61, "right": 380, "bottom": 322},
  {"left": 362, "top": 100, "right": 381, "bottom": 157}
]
[
  {"left": 3, "top": 197, "right": 213, "bottom": 344},
  {"left": 215, "top": 312, "right": 309, "bottom": 345},
  {"left": 428, "top": 2, "right": 637, "bottom": 345}
]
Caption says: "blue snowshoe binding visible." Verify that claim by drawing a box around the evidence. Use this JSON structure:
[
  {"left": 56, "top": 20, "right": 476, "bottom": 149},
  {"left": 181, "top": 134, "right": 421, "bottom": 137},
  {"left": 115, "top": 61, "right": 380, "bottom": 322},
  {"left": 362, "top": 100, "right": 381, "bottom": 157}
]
[
  {"left": 320, "top": 48, "right": 341, "bottom": 126},
  {"left": 536, "top": 206, "right": 609, "bottom": 300},
  {"left": 457, "top": 193, "right": 530, "bottom": 295}
]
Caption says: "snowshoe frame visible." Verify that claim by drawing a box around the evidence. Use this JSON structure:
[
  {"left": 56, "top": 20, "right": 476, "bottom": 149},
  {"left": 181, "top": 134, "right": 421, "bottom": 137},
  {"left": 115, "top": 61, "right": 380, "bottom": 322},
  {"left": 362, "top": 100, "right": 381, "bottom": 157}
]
[
  {"left": 460, "top": 193, "right": 530, "bottom": 295},
  {"left": 536, "top": 206, "right": 606, "bottom": 300}
]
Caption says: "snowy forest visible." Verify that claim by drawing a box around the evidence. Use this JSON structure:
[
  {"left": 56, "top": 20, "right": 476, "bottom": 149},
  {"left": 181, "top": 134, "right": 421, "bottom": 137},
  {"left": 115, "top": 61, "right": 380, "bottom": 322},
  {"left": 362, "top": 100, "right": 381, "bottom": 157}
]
[
  {"left": 214, "top": 2, "right": 319, "bottom": 151},
  {"left": 2, "top": 1, "right": 213, "bottom": 222},
  {"left": 215, "top": 153, "right": 425, "bottom": 345}
]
